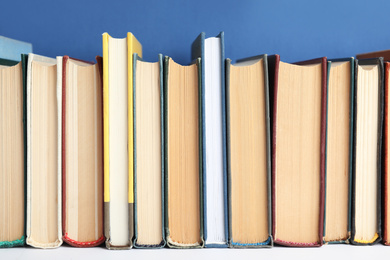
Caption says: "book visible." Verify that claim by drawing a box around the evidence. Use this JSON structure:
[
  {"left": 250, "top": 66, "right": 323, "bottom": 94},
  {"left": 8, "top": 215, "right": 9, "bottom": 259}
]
[
  {"left": 191, "top": 32, "right": 228, "bottom": 247},
  {"left": 164, "top": 56, "right": 203, "bottom": 248},
  {"left": 269, "top": 55, "right": 327, "bottom": 247},
  {"left": 0, "top": 36, "right": 32, "bottom": 62},
  {"left": 226, "top": 55, "right": 272, "bottom": 248},
  {"left": 0, "top": 55, "right": 27, "bottom": 248},
  {"left": 384, "top": 61, "right": 390, "bottom": 246},
  {"left": 350, "top": 57, "right": 383, "bottom": 245},
  {"left": 26, "top": 53, "right": 62, "bottom": 248},
  {"left": 102, "top": 32, "right": 142, "bottom": 249},
  {"left": 133, "top": 54, "right": 165, "bottom": 248},
  {"left": 356, "top": 51, "right": 390, "bottom": 245},
  {"left": 323, "top": 58, "right": 354, "bottom": 244},
  {"left": 61, "top": 56, "right": 104, "bottom": 247}
]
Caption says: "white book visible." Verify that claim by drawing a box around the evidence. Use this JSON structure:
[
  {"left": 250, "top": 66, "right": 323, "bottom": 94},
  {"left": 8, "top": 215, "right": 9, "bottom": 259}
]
[
  {"left": 26, "top": 54, "right": 62, "bottom": 248},
  {"left": 192, "top": 32, "right": 227, "bottom": 246}
]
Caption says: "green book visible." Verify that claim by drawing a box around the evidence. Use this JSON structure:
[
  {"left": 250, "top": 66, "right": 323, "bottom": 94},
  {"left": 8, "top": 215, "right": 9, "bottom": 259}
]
[{"left": 0, "top": 55, "right": 27, "bottom": 248}]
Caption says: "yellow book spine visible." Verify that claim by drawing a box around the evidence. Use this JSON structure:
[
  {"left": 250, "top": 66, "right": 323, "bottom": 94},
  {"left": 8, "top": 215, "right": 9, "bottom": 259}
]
[
  {"left": 127, "top": 32, "right": 142, "bottom": 204},
  {"left": 103, "top": 33, "right": 110, "bottom": 202}
]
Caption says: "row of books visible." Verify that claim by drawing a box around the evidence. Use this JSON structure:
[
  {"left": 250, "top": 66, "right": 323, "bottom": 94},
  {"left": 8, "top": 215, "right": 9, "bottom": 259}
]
[{"left": 0, "top": 32, "right": 388, "bottom": 249}]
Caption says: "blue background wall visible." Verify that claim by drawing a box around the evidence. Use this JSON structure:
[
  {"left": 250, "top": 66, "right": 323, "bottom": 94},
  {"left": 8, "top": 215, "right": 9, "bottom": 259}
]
[{"left": 1, "top": 0, "right": 390, "bottom": 64}]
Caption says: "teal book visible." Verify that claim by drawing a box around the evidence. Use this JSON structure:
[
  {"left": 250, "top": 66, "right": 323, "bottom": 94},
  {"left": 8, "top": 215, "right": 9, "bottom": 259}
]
[
  {"left": 191, "top": 32, "right": 228, "bottom": 248},
  {"left": 323, "top": 58, "right": 354, "bottom": 244},
  {"left": 0, "top": 55, "right": 27, "bottom": 248},
  {"left": 133, "top": 54, "right": 166, "bottom": 248},
  {"left": 226, "top": 55, "right": 273, "bottom": 248},
  {"left": 164, "top": 56, "right": 204, "bottom": 248},
  {"left": 0, "top": 36, "right": 32, "bottom": 62}
]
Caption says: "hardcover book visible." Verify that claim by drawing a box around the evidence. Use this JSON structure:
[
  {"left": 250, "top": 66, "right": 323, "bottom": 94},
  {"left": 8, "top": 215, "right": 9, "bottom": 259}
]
[
  {"left": 26, "top": 53, "right": 62, "bottom": 248},
  {"left": 61, "top": 56, "right": 104, "bottom": 247},
  {"left": 191, "top": 32, "right": 228, "bottom": 247},
  {"left": 323, "top": 58, "right": 354, "bottom": 244},
  {"left": 357, "top": 51, "right": 390, "bottom": 245},
  {"left": 226, "top": 55, "right": 272, "bottom": 248},
  {"left": 350, "top": 57, "right": 383, "bottom": 245},
  {"left": 164, "top": 56, "right": 204, "bottom": 248},
  {"left": 102, "top": 32, "right": 142, "bottom": 249},
  {"left": 0, "top": 36, "right": 32, "bottom": 62},
  {"left": 133, "top": 54, "right": 165, "bottom": 248},
  {"left": 0, "top": 55, "right": 27, "bottom": 248},
  {"left": 269, "top": 55, "right": 327, "bottom": 247}
]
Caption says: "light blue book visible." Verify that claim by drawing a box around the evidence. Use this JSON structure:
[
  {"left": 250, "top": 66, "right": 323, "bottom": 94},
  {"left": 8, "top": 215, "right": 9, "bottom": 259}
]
[{"left": 0, "top": 36, "right": 32, "bottom": 62}]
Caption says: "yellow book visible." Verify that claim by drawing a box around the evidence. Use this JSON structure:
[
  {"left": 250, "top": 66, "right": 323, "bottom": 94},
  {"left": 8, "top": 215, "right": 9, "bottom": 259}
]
[{"left": 102, "top": 32, "right": 142, "bottom": 249}]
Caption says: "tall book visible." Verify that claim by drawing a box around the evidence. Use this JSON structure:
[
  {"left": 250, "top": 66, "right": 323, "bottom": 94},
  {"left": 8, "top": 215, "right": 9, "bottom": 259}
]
[
  {"left": 269, "top": 55, "right": 327, "bottom": 247},
  {"left": 164, "top": 56, "right": 203, "bottom": 248},
  {"left": 350, "top": 56, "right": 383, "bottom": 245},
  {"left": 357, "top": 51, "right": 390, "bottom": 245},
  {"left": 0, "top": 55, "right": 27, "bottom": 248},
  {"left": 61, "top": 56, "right": 104, "bottom": 247},
  {"left": 102, "top": 32, "right": 142, "bottom": 249},
  {"left": 191, "top": 32, "right": 228, "bottom": 247},
  {"left": 226, "top": 55, "right": 272, "bottom": 248},
  {"left": 0, "top": 36, "right": 32, "bottom": 62},
  {"left": 323, "top": 58, "right": 354, "bottom": 244},
  {"left": 26, "top": 54, "right": 62, "bottom": 248},
  {"left": 133, "top": 54, "right": 165, "bottom": 248}
]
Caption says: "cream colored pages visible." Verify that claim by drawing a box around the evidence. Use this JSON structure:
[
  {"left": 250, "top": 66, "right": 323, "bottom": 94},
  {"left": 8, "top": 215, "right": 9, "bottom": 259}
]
[
  {"left": 26, "top": 54, "right": 62, "bottom": 248},
  {"left": 229, "top": 59, "right": 269, "bottom": 244},
  {"left": 56, "top": 57, "right": 62, "bottom": 244},
  {"left": 0, "top": 63, "right": 24, "bottom": 243},
  {"left": 354, "top": 64, "right": 379, "bottom": 242},
  {"left": 65, "top": 60, "right": 103, "bottom": 243},
  {"left": 324, "top": 61, "right": 350, "bottom": 242},
  {"left": 108, "top": 37, "right": 129, "bottom": 246},
  {"left": 274, "top": 62, "right": 322, "bottom": 244},
  {"left": 167, "top": 58, "right": 201, "bottom": 246},
  {"left": 135, "top": 60, "right": 162, "bottom": 246}
]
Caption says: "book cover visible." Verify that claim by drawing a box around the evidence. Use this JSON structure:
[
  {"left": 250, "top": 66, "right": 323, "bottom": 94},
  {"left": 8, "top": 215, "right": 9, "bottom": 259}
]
[
  {"left": 384, "top": 61, "right": 390, "bottom": 246},
  {"left": 0, "top": 36, "right": 32, "bottom": 62},
  {"left": 191, "top": 32, "right": 228, "bottom": 248}
]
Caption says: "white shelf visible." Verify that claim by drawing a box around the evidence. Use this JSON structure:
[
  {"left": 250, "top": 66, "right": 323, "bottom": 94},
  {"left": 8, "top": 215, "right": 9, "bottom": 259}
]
[{"left": 1, "top": 244, "right": 389, "bottom": 260}]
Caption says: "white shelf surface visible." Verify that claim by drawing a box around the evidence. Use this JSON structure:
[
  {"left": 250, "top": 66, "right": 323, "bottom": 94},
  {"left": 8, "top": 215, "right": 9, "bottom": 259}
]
[{"left": 1, "top": 244, "right": 390, "bottom": 260}]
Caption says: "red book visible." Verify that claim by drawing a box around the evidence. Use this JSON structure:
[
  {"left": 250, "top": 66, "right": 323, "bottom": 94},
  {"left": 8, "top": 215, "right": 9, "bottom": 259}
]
[
  {"left": 269, "top": 55, "right": 326, "bottom": 247},
  {"left": 61, "top": 56, "right": 105, "bottom": 247}
]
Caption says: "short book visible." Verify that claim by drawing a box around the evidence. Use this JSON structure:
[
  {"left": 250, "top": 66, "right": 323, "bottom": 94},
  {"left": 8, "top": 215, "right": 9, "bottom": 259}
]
[{"left": 226, "top": 55, "right": 273, "bottom": 248}]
